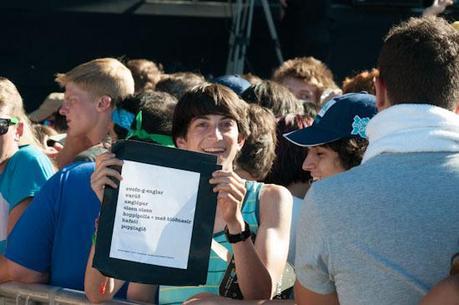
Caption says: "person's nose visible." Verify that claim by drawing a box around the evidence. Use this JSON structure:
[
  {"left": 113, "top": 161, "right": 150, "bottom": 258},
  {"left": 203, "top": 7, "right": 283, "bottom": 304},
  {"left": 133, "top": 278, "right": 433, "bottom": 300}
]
[
  {"left": 208, "top": 125, "right": 223, "bottom": 141},
  {"left": 59, "top": 101, "right": 69, "bottom": 116},
  {"left": 302, "top": 152, "right": 315, "bottom": 172}
]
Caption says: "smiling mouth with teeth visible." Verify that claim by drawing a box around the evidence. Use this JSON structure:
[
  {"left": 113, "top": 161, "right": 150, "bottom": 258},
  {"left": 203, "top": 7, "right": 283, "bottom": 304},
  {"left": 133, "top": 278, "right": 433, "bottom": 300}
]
[{"left": 203, "top": 148, "right": 225, "bottom": 154}]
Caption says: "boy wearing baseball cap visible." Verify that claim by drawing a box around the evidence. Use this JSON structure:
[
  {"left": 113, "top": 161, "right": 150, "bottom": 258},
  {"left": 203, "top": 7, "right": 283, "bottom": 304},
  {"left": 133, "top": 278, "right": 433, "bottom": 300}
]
[{"left": 285, "top": 92, "right": 377, "bottom": 181}]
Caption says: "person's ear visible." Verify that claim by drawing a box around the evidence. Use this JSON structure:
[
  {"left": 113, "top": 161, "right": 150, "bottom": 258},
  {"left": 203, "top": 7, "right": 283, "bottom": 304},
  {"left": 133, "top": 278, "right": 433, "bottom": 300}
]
[
  {"left": 454, "top": 102, "right": 459, "bottom": 115},
  {"left": 237, "top": 135, "right": 245, "bottom": 151},
  {"left": 15, "top": 122, "right": 24, "bottom": 141},
  {"left": 97, "top": 96, "right": 112, "bottom": 112},
  {"left": 374, "top": 76, "right": 389, "bottom": 111},
  {"left": 175, "top": 136, "right": 187, "bottom": 149}
]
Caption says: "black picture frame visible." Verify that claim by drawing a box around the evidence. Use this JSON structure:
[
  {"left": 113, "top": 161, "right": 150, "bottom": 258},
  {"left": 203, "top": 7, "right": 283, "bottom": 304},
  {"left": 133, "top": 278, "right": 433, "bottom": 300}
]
[{"left": 93, "top": 140, "right": 220, "bottom": 285}]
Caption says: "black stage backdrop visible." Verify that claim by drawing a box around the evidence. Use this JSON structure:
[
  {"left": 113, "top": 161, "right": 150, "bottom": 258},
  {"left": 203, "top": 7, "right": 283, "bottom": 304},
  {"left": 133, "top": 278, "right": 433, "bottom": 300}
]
[{"left": 0, "top": 1, "right": 456, "bottom": 112}]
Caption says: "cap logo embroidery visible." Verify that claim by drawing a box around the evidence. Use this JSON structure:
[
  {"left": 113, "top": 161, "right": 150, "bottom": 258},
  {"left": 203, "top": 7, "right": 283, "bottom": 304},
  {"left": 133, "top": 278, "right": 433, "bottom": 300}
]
[
  {"left": 317, "top": 99, "right": 337, "bottom": 118},
  {"left": 351, "top": 115, "right": 370, "bottom": 138}
]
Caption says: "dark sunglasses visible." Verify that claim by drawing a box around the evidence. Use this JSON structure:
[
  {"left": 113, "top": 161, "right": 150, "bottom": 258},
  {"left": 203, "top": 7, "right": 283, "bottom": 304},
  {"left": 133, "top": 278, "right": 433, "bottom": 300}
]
[{"left": 0, "top": 117, "right": 19, "bottom": 135}]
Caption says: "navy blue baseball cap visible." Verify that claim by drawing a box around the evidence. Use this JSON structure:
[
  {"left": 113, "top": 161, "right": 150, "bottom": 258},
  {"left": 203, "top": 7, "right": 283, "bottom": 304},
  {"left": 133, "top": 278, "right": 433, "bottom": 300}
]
[
  {"left": 213, "top": 74, "right": 251, "bottom": 96},
  {"left": 284, "top": 92, "right": 377, "bottom": 147}
]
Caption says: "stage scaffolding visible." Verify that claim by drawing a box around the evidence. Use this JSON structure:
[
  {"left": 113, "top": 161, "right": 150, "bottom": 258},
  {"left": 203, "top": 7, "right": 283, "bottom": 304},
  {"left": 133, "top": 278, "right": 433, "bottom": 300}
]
[
  {"left": 135, "top": 0, "right": 283, "bottom": 74},
  {"left": 38, "top": 0, "right": 282, "bottom": 75}
]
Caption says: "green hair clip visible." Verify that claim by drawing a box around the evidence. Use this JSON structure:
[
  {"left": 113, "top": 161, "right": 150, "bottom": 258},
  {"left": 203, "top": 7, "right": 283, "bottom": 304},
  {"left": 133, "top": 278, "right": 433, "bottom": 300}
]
[{"left": 126, "top": 111, "right": 175, "bottom": 148}]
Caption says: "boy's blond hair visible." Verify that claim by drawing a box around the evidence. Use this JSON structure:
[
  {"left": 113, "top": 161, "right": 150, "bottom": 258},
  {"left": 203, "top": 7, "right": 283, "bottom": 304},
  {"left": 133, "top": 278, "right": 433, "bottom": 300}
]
[
  {"left": 55, "top": 58, "right": 134, "bottom": 103},
  {"left": 272, "top": 56, "right": 338, "bottom": 93}
]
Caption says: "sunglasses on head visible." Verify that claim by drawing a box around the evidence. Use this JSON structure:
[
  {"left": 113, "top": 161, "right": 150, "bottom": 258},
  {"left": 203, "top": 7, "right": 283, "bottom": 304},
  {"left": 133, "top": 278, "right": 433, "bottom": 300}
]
[{"left": 0, "top": 117, "right": 19, "bottom": 135}]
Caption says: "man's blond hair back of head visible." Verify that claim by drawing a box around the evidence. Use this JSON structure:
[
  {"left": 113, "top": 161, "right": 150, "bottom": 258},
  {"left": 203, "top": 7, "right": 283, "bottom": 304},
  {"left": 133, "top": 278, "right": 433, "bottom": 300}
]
[{"left": 55, "top": 58, "right": 134, "bottom": 102}]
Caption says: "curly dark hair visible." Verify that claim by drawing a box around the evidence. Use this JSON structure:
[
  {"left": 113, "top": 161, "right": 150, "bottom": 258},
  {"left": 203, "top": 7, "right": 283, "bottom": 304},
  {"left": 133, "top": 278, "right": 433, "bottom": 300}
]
[{"left": 324, "top": 137, "right": 368, "bottom": 170}]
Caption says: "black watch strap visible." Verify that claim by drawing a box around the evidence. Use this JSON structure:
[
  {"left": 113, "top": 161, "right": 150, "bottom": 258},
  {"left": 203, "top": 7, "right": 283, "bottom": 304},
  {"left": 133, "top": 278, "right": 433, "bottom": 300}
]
[{"left": 224, "top": 221, "right": 251, "bottom": 244}]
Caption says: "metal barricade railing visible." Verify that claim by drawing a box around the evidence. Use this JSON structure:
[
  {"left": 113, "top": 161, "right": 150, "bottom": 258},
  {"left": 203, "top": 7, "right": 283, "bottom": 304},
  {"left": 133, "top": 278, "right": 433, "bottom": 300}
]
[{"left": 0, "top": 282, "right": 149, "bottom": 305}]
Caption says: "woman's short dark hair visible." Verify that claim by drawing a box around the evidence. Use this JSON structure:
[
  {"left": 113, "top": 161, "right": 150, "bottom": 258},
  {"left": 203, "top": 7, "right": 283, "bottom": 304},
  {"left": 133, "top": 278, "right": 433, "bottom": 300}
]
[
  {"left": 172, "top": 83, "right": 249, "bottom": 143},
  {"left": 324, "top": 137, "right": 368, "bottom": 170}
]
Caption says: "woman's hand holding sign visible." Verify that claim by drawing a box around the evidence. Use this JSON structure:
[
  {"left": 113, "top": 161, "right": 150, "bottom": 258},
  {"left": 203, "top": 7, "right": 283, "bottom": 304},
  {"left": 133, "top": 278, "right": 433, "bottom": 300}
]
[{"left": 209, "top": 170, "right": 246, "bottom": 232}]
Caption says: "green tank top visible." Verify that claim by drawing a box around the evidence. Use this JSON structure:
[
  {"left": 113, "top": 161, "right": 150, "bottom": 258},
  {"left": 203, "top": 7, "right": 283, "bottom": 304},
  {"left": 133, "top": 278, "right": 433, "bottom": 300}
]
[{"left": 159, "top": 180, "right": 263, "bottom": 305}]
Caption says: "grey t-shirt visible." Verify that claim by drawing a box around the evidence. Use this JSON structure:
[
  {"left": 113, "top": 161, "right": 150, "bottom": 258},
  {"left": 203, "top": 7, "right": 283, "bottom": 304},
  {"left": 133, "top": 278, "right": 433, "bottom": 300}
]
[{"left": 295, "top": 152, "right": 459, "bottom": 305}]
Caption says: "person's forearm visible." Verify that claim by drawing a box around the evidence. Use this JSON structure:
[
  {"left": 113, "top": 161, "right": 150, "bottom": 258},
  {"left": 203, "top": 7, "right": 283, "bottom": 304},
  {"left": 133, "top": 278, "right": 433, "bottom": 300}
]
[
  {"left": 6, "top": 258, "right": 49, "bottom": 283},
  {"left": 126, "top": 283, "right": 158, "bottom": 303},
  {"left": 84, "top": 245, "right": 125, "bottom": 303},
  {"left": 232, "top": 238, "right": 273, "bottom": 299},
  {"left": 184, "top": 294, "right": 295, "bottom": 305},
  {"left": 0, "top": 256, "right": 10, "bottom": 283},
  {"left": 422, "top": 0, "right": 453, "bottom": 17},
  {"left": 248, "top": 300, "right": 295, "bottom": 305},
  {"left": 423, "top": 6, "right": 440, "bottom": 17}
]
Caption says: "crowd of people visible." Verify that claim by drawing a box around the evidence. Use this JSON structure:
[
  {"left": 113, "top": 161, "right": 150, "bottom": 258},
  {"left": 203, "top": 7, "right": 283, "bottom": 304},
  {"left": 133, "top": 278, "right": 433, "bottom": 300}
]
[{"left": 0, "top": 14, "right": 458, "bottom": 305}]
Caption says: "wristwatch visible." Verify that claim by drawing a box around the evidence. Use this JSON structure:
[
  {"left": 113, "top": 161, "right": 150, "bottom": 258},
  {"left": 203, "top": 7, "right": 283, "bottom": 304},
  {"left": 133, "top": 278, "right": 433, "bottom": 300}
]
[{"left": 224, "top": 221, "right": 251, "bottom": 244}]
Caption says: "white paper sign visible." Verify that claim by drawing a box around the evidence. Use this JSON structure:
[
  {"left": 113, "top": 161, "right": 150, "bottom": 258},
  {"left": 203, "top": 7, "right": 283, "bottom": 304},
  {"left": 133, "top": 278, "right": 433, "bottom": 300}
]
[{"left": 109, "top": 160, "right": 200, "bottom": 269}]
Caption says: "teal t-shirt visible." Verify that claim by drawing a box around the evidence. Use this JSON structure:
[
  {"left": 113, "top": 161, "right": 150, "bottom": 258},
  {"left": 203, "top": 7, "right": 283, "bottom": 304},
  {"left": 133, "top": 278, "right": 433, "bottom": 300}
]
[
  {"left": 0, "top": 145, "right": 55, "bottom": 253},
  {"left": 159, "top": 180, "right": 263, "bottom": 305}
]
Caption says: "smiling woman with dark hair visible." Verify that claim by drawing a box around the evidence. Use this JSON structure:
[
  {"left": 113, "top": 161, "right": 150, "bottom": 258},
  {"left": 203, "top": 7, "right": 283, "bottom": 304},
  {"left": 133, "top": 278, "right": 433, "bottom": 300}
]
[{"left": 87, "top": 83, "right": 292, "bottom": 305}]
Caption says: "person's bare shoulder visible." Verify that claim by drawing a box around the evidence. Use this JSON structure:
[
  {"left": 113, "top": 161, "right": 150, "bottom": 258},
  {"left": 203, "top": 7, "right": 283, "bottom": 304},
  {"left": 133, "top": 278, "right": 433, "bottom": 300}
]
[{"left": 259, "top": 183, "right": 292, "bottom": 226}]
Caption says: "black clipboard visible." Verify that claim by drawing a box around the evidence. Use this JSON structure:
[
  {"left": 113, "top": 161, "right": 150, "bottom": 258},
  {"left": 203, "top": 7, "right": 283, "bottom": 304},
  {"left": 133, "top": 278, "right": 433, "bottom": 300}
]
[{"left": 93, "top": 140, "right": 220, "bottom": 285}]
